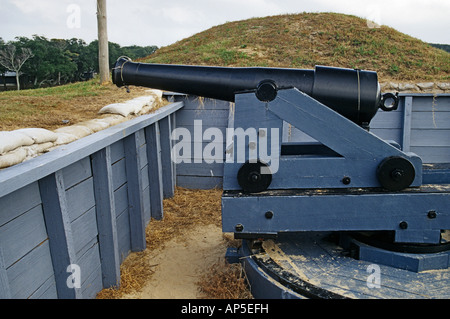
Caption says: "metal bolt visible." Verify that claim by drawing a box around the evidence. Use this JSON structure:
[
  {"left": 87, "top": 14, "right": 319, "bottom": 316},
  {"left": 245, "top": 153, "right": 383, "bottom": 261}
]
[
  {"left": 391, "top": 169, "right": 404, "bottom": 181},
  {"left": 250, "top": 172, "right": 260, "bottom": 182},
  {"left": 265, "top": 211, "right": 274, "bottom": 219},
  {"left": 427, "top": 210, "right": 437, "bottom": 219},
  {"left": 399, "top": 221, "right": 408, "bottom": 229},
  {"left": 235, "top": 224, "right": 244, "bottom": 232},
  {"left": 342, "top": 176, "right": 351, "bottom": 185}
]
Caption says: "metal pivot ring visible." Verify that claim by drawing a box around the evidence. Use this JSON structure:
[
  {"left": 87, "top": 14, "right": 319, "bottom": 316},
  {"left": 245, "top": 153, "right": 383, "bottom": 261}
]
[
  {"left": 256, "top": 79, "right": 277, "bottom": 102},
  {"left": 237, "top": 161, "right": 272, "bottom": 193},
  {"left": 376, "top": 156, "right": 415, "bottom": 191}
]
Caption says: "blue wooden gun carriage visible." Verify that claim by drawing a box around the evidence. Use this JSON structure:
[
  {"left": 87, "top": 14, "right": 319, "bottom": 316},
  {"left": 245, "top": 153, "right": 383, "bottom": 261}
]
[{"left": 114, "top": 58, "right": 450, "bottom": 298}]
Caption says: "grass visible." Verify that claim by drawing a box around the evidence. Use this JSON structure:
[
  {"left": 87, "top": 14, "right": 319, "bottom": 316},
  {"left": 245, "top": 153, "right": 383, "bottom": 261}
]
[
  {"left": 142, "top": 12, "right": 449, "bottom": 83},
  {"left": 1, "top": 12, "right": 448, "bottom": 132},
  {"left": 0, "top": 78, "right": 151, "bottom": 131}
]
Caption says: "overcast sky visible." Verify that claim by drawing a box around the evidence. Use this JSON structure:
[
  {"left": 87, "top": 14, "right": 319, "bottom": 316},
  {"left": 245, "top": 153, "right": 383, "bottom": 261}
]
[{"left": 1, "top": 0, "right": 449, "bottom": 48}]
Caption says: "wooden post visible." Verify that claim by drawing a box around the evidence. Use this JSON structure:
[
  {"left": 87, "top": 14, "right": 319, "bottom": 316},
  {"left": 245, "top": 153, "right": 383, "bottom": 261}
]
[
  {"left": 39, "top": 171, "right": 81, "bottom": 299},
  {"left": 159, "top": 116, "right": 175, "bottom": 198},
  {"left": 91, "top": 147, "right": 121, "bottom": 288},
  {"left": 144, "top": 123, "right": 164, "bottom": 220},
  {"left": 124, "top": 132, "right": 146, "bottom": 252},
  {"left": 402, "top": 96, "right": 413, "bottom": 152},
  {"left": 97, "top": 0, "right": 109, "bottom": 84}
]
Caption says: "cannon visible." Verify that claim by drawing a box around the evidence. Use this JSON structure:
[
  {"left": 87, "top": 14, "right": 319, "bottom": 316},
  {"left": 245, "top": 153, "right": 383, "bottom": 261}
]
[
  {"left": 112, "top": 57, "right": 398, "bottom": 126},
  {"left": 113, "top": 58, "right": 450, "bottom": 298}
]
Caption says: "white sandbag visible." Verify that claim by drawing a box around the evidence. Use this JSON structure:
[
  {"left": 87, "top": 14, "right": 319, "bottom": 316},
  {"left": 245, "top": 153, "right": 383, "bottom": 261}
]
[
  {"left": 54, "top": 125, "right": 93, "bottom": 139},
  {"left": 24, "top": 142, "right": 54, "bottom": 159},
  {"left": 77, "top": 119, "right": 110, "bottom": 132},
  {"left": 146, "top": 89, "right": 163, "bottom": 99},
  {"left": 14, "top": 128, "right": 58, "bottom": 144},
  {"left": 0, "top": 147, "right": 27, "bottom": 169},
  {"left": 133, "top": 95, "right": 156, "bottom": 105},
  {"left": 98, "top": 95, "right": 156, "bottom": 117},
  {"left": 98, "top": 102, "right": 132, "bottom": 117},
  {"left": 100, "top": 115, "right": 128, "bottom": 126},
  {"left": 0, "top": 131, "right": 34, "bottom": 155},
  {"left": 53, "top": 132, "right": 80, "bottom": 145}
]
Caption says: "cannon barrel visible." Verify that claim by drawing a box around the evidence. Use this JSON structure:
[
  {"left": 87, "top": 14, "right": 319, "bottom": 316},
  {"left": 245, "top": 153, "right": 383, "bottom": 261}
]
[{"left": 112, "top": 58, "right": 385, "bottom": 125}]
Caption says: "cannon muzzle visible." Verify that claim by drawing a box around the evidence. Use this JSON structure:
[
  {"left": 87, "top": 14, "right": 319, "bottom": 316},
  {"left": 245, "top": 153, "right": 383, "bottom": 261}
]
[{"left": 113, "top": 58, "right": 392, "bottom": 125}]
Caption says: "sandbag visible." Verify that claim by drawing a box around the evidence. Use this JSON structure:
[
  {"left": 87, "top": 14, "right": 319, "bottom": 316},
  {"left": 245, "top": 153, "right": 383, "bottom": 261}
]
[
  {"left": 24, "top": 142, "right": 54, "bottom": 159},
  {"left": 99, "top": 115, "right": 128, "bottom": 126},
  {"left": 146, "top": 89, "right": 163, "bottom": 99},
  {"left": 98, "top": 95, "right": 156, "bottom": 117},
  {"left": 77, "top": 119, "right": 111, "bottom": 133},
  {"left": 54, "top": 125, "right": 93, "bottom": 139},
  {"left": 0, "top": 131, "right": 34, "bottom": 155},
  {"left": 0, "top": 147, "right": 27, "bottom": 169},
  {"left": 98, "top": 102, "right": 133, "bottom": 117},
  {"left": 15, "top": 128, "right": 58, "bottom": 144},
  {"left": 53, "top": 132, "right": 80, "bottom": 145}
]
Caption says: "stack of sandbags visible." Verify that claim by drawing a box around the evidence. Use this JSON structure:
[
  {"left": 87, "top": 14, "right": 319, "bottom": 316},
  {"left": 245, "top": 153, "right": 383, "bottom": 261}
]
[
  {"left": 0, "top": 89, "right": 164, "bottom": 169},
  {"left": 0, "top": 128, "right": 58, "bottom": 168},
  {"left": 98, "top": 89, "right": 163, "bottom": 117}
]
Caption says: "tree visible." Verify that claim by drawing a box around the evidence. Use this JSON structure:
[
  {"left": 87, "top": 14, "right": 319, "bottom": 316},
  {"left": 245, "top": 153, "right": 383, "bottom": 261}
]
[
  {"left": 0, "top": 44, "right": 34, "bottom": 90},
  {"left": 97, "top": 0, "right": 109, "bottom": 84}
]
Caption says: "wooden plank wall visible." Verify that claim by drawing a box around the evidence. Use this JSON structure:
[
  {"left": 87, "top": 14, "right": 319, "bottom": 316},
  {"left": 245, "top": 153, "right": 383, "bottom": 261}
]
[
  {"left": 0, "top": 102, "right": 182, "bottom": 299},
  {"left": 168, "top": 94, "right": 231, "bottom": 189},
  {"left": 372, "top": 94, "right": 450, "bottom": 163}
]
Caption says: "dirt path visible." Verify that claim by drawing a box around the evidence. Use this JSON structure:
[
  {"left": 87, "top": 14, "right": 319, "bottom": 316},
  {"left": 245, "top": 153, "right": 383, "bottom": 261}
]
[{"left": 121, "top": 224, "right": 228, "bottom": 299}]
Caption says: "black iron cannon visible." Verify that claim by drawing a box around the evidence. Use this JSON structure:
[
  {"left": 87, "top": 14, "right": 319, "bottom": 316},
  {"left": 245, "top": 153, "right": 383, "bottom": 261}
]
[{"left": 112, "top": 57, "right": 397, "bottom": 126}]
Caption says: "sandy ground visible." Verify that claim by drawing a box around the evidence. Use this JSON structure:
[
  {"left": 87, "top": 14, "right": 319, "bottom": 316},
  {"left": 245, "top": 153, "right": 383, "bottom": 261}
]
[{"left": 122, "top": 224, "right": 228, "bottom": 299}]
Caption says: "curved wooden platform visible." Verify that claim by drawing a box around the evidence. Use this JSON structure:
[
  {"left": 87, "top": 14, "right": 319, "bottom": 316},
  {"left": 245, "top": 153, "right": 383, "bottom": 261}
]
[{"left": 241, "top": 232, "right": 450, "bottom": 299}]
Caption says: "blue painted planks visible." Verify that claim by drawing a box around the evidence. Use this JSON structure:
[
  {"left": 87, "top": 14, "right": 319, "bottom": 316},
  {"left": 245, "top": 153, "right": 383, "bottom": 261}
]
[
  {"left": 62, "top": 157, "right": 92, "bottom": 190},
  {"left": 177, "top": 175, "right": 223, "bottom": 190},
  {"left": 0, "top": 247, "right": 11, "bottom": 299},
  {"left": 77, "top": 241, "right": 102, "bottom": 299},
  {"left": 7, "top": 240, "right": 55, "bottom": 299},
  {"left": 71, "top": 207, "right": 98, "bottom": 255},
  {"left": 0, "top": 204, "right": 48, "bottom": 268},
  {"left": 0, "top": 182, "right": 41, "bottom": 227},
  {"left": 65, "top": 177, "right": 96, "bottom": 222},
  {"left": 172, "top": 95, "right": 230, "bottom": 189},
  {"left": 116, "top": 208, "right": 131, "bottom": 263}
]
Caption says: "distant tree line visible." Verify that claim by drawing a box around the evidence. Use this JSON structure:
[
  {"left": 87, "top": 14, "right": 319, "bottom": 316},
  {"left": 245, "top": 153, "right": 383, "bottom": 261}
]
[
  {"left": 0, "top": 35, "right": 157, "bottom": 90},
  {"left": 429, "top": 43, "right": 450, "bottom": 54}
]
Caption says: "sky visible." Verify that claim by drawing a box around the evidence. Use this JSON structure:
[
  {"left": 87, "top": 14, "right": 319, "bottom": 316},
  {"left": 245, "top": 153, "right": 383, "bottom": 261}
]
[{"left": 1, "top": 0, "right": 449, "bottom": 48}]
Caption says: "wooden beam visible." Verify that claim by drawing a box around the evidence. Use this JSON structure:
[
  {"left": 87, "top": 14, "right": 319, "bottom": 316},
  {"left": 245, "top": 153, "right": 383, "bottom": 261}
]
[
  {"left": 91, "top": 146, "right": 121, "bottom": 288},
  {"left": 159, "top": 115, "right": 175, "bottom": 198},
  {"left": 124, "top": 132, "right": 146, "bottom": 251},
  {"left": 145, "top": 123, "right": 164, "bottom": 220},
  {"left": 39, "top": 171, "right": 81, "bottom": 299},
  {"left": 402, "top": 96, "right": 413, "bottom": 152}
]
